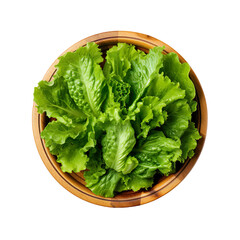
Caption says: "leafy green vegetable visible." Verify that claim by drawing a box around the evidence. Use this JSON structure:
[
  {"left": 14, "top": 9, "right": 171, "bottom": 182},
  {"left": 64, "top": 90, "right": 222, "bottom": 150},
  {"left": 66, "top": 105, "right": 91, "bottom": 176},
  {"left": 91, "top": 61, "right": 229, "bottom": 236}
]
[
  {"left": 56, "top": 42, "right": 106, "bottom": 117},
  {"left": 125, "top": 46, "right": 164, "bottom": 110},
  {"left": 132, "top": 96, "right": 167, "bottom": 139},
  {"left": 146, "top": 73, "right": 185, "bottom": 105},
  {"left": 84, "top": 148, "right": 106, "bottom": 187},
  {"left": 161, "top": 53, "right": 195, "bottom": 103},
  {"left": 86, "top": 169, "right": 123, "bottom": 198},
  {"left": 41, "top": 120, "right": 88, "bottom": 146},
  {"left": 103, "top": 43, "right": 141, "bottom": 80},
  {"left": 56, "top": 143, "right": 89, "bottom": 173},
  {"left": 40, "top": 120, "right": 88, "bottom": 155},
  {"left": 180, "top": 122, "right": 202, "bottom": 161},
  {"left": 101, "top": 118, "right": 136, "bottom": 173},
  {"left": 103, "top": 43, "right": 143, "bottom": 111},
  {"left": 34, "top": 76, "right": 87, "bottom": 125},
  {"left": 34, "top": 42, "right": 201, "bottom": 197},
  {"left": 162, "top": 99, "right": 192, "bottom": 139}
]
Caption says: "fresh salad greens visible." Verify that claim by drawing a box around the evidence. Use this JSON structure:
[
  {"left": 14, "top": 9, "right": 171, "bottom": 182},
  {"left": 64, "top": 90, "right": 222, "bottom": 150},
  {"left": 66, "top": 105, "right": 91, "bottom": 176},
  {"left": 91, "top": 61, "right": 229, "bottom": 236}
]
[{"left": 34, "top": 42, "right": 201, "bottom": 198}]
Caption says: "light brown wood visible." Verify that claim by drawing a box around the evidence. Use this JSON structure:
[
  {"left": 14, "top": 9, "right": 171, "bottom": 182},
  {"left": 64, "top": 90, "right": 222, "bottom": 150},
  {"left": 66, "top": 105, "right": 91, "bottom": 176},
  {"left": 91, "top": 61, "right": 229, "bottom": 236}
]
[{"left": 32, "top": 31, "right": 208, "bottom": 207}]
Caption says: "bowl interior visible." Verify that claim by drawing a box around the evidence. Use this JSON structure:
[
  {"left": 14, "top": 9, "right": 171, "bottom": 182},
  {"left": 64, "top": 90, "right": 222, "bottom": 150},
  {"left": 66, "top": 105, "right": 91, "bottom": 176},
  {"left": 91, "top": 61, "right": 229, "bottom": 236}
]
[{"left": 33, "top": 31, "right": 207, "bottom": 207}]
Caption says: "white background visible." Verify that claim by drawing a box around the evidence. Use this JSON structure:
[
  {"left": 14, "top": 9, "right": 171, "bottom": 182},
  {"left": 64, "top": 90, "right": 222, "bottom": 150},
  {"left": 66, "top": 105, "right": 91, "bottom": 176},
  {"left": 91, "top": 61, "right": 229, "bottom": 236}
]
[{"left": 1, "top": 0, "right": 239, "bottom": 239}]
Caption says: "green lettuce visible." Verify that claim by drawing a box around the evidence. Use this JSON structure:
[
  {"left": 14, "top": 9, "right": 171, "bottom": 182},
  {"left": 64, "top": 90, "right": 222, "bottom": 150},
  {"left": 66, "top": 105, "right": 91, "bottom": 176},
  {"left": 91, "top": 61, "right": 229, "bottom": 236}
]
[
  {"left": 132, "top": 96, "right": 167, "bottom": 139},
  {"left": 161, "top": 52, "right": 197, "bottom": 112},
  {"left": 103, "top": 43, "right": 143, "bottom": 111},
  {"left": 162, "top": 99, "right": 192, "bottom": 139},
  {"left": 34, "top": 76, "right": 87, "bottom": 125},
  {"left": 56, "top": 42, "right": 107, "bottom": 117},
  {"left": 34, "top": 42, "right": 201, "bottom": 197},
  {"left": 125, "top": 47, "right": 164, "bottom": 110},
  {"left": 180, "top": 121, "right": 202, "bottom": 161},
  {"left": 101, "top": 118, "right": 137, "bottom": 173}
]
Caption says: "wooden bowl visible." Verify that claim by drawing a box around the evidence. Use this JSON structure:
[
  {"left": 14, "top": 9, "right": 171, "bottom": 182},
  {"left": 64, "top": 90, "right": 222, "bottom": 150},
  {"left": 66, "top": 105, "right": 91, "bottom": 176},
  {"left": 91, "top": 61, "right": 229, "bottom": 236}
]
[{"left": 32, "top": 31, "right": 207, "bottom": 207}]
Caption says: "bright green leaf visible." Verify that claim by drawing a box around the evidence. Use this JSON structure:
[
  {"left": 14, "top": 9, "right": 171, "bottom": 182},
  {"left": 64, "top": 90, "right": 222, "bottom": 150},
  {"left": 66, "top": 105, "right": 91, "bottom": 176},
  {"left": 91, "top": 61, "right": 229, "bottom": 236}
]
[
  {"left": 101, "top": 119, "right": 136, "bottom": 173},
  {"left": 34, "top": 77, "right": 86, "bottom": 125},
  {"left": 56, "top": 42, "right": 106, "bottom": 116}
]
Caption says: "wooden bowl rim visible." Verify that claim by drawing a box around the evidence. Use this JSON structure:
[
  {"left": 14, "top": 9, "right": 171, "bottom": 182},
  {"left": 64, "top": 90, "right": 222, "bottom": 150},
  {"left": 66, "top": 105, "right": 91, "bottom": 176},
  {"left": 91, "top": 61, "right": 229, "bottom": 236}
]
[{"left": 32, "top": 31, "right": 208, "bottom": 208}]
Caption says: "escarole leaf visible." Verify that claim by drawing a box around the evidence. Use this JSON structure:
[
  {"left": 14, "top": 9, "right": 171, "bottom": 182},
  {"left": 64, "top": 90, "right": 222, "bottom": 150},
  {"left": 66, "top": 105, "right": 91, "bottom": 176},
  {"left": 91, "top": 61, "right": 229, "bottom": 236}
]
[
  {"left": 103, "top": 43, "right": 141, "bottom": 79},
  {"left": 87, "top": 169, "right": 123, "bottom": 198},
  {"left": 34, "top": 76, "right": 86, "bottom": 125},
  {"left": 117, "top": 170, "right": 155, "bottom": 192},
  {"left": 55, "top": 119, "right": 97, "bottom": 173},
  {"left": 41, "top": 116, "right": 97, "bottom": 173},
  {"left": 146, "top": 73, "right": 185, "bottom": 105},
  {"left": 84, "top": 148, "right": 125, "bottom": 198},
  {"left": 84, "top": 148, "right": 106, "bottom": 187},
  {"left": 117, "top": 131, "right": 182, "bottom": 192},
  {"left": 180, "top": 122, "right": 201, "bottom": 161},
  {"left": 135, "top": 131, "right": 181, "bottom": 157},
  {"left": 141, "top": 97, "right": 167, "bottom": 129},
  {"left": 106, "top": 75, "right": 131, "bottom": 111},
  {"left": 162, "top": 99, "right": 192, "bottom": 139},
  {"left": 41, "top": 120, "right": 88, "bottom": 145},
  {"left": 56, "top": 42, "right": 106, "bottom": 117},
  {"left": 161, "top": 53, "right": 196, "bottom": 104},
  {"left": 56, "top": 143, "right": 89, "bottom": 173},
  {"left": 103, "top": 43, "right": 143, "bottom": 110},
  {"left": 121, "top": 156, "right": 138, "bottom": 175},
  {"left": 40, "top": 120, "right": 88, "bottom": 155},
  {"left": 132, "top": 96, "right": 167, "bottom": 139},
  {"left": 133, "top": 131, "right": 182, "bottom": 175},
  {"left": 131, "top": 101, "right": 153, "bottom": 139},
  {"left": 125, "top": 46, "right": 164, "bottom": 110},
  {"left": 101, "top": 118, "right": 137, "bottom": 174},
  {"left": 130, "top": 73, "right": 186, "bottom": 139}
]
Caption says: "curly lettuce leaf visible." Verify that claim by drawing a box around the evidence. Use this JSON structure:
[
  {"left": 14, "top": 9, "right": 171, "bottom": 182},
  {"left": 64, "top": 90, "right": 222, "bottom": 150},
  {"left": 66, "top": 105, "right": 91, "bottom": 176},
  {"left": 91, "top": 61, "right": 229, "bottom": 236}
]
[
  {"left": 135, "top": 152, "right": 177, "bottom": 176},
  {"left": 103, "top": 43, "right": 141, "bottom": 79},
  {"left": 85, "top": 155, "right": 140, "bottom": 197},
  {"left": 130, "top": 73, "right": 186, "bottom": 139},
  {"left": 84, "top": 148, "right": 106, "bottom": 187},
  {"left": 132, "top": 101, "right": 153, "bottom": 139},
  {"left": 146, "top": 73, "right": 186, "bottom": 105},
  {"left": 56, "top": 42, "right": 106, "bottom": 116},
  {"left": 161, "top": 53, "right": 195, "bottom": 104},
  {"left": 132, "top": 96, "right": 167, "bottom": 138},
  {"left": 41, "top": 116, "right": 97, "bottom": 173},
  {"left": 180, "top": 122, "right": 202, "bottom": 161},
  {"left": 43, "top": 125, "right": 93, "bottom": 173},
  {"left": 109, "top": 76, "right": 131, "bottom": 110},
  {"left": 125, "top": 47, "right": 164, "bottom": 110},
  {"left": 117, "top": 130, "right": 182, "bottom": 192},
  {"left": 122, "top": 156, "right": 138, "bottom": 175},
  {"left": 56, "top": 143, "right": 89, "bottom": 173},
  {"left": 117, "top": 131, "right": 182, "bottom": 192},
  {"left": 101, "top": 118, "right": 137, "bottom": 173},
  {"left": 40, "top": 120, "right": 88, "bottom": 155},
  {"left": 134, "top": 131, "right": 182, "bottom": 159},
  {"left": 41, "top": 120, "right": 88, "bottom": 145},
  {"left": 103, "top": 43, "right": 144, "bottom": 111},
  {"left": 34, "top": 76, "right": 86, "bottom": 125},
  {"left": 86, "top": 169, "right": 123, "bottom": 198},
  {"left": 56, "top": 122, "right": 97, "bottom": 173},
  {"left": 142, "top": 97, "right": 167, "bottom": 129},
  {"left": 117, "top": 170, "right": 155, "bottom": 192},
  {"left": 162, "top": 99, "right": 192, "bottom": 139}
]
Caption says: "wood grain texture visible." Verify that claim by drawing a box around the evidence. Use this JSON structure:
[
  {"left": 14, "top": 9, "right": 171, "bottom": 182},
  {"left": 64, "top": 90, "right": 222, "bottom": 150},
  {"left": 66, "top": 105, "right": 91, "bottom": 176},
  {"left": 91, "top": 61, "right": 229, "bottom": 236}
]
[{"left": 32, "top": 31, "right": 208, "bottom": 208}]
